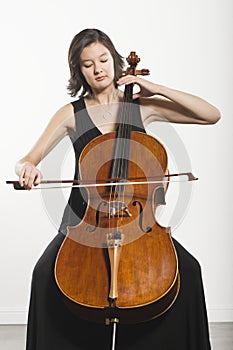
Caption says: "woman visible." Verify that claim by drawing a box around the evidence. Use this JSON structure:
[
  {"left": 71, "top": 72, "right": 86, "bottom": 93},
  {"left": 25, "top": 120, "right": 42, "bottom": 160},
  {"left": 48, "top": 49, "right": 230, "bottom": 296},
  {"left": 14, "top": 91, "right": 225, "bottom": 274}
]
[{"left": 16, "top": 28, "right": 220, "bottom": 350}]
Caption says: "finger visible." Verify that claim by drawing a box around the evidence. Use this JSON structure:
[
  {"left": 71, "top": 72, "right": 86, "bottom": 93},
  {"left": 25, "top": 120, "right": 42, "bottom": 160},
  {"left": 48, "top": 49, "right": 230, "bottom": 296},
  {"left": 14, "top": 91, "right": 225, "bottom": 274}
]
[
  {"left": 23, "top": 167, "right": 33, "bottom": 188},
  {"left": 19, "top": 169, "right": 26, "bottom": 187},
  {"left": 27, "top": 176, "right": 34, "bottom": 190},
  {"left": 132, "top": 92, "right": 141, "bottom": 99},
  {"left": 29, "top": 168, "right": 43, "bottom": 188},
  {"left": 34, "top": 171, "right": 42, "bottom": 186},
  {"left": 23, "top": 166, "right": 37, "bottom": 190},
  {"left": 117, "top": 75, "right": 137, "bottom": 85}
]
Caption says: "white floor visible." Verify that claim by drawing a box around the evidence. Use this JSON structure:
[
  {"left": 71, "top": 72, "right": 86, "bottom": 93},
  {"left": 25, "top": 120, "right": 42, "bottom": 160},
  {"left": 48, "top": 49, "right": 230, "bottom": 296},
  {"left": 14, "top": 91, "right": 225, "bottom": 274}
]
[
  {"left": 0, "top": 323, "right": 232, "bottom": 349},
  {"left": 209, "top": 323, "right": 233, "bottom": 350}
]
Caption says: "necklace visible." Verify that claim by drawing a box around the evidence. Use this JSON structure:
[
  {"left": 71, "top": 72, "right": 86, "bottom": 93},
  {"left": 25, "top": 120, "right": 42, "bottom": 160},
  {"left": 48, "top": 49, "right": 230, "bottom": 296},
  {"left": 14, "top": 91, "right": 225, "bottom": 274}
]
[{"left": 95, "top": 90, "right": 120, "bottom": 120}]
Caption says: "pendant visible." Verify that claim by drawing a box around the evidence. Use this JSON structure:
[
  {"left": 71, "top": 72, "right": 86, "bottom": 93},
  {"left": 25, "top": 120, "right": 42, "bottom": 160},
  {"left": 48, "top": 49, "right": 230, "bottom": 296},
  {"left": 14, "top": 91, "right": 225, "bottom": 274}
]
[{"left": 102, "top": 111, "right": 113, "bottom": 119}]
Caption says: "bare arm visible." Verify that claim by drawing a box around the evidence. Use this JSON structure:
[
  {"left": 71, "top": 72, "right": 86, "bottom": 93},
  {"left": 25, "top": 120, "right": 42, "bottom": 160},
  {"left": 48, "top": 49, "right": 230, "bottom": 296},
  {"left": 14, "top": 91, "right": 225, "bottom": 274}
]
[
  {"left": 117, "top": 76, "right": 221, "bottom": 125},
  {"left": 16, "top": 103, "right": 74, "bottom": 189}
]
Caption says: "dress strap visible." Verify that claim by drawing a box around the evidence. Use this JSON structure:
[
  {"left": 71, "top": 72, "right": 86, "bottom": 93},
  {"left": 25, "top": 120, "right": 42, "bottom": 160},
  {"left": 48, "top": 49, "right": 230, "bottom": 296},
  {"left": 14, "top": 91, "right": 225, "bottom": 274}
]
[{"left": 71, "top": 98, "right": 84, "bottom": 113}]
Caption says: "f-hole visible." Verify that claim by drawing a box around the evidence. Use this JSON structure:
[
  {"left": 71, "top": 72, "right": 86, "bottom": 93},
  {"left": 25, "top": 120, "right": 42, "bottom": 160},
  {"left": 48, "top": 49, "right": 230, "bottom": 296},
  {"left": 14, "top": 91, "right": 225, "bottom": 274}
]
[
  {"left": 132, "top": 200, "right": 152, "bottom": 233},
  {"left": 86, "top": 201, "right": 107, "bottom": 232}
]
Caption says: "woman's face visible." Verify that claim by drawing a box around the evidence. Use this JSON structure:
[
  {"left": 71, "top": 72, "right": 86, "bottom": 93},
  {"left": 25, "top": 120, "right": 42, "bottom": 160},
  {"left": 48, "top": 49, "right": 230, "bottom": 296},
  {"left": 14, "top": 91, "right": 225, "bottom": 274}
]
[{"left": 80, "top": 41, "right": 115, "bottom": 93}]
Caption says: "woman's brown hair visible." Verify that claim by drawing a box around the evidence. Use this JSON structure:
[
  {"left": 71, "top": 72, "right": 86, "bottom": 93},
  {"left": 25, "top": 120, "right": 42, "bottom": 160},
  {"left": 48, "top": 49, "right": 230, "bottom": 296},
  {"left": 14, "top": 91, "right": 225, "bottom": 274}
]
[{"left": 67, "top": 28, "right": 124, "bottom": 97}]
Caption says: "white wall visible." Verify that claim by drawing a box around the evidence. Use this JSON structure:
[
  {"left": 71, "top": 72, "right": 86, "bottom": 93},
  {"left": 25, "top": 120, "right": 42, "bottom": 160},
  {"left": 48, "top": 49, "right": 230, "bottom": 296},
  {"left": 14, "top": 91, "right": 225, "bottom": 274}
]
[{"left": 1, "top": 0, "right": 232, "bottom": 324}]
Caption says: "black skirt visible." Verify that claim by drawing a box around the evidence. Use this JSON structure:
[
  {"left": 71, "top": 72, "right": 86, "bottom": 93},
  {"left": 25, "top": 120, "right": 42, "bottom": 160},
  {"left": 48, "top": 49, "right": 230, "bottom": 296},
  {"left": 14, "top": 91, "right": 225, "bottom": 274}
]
[{"left": 26, "top": 232, "right": 211, "bottom": 350}]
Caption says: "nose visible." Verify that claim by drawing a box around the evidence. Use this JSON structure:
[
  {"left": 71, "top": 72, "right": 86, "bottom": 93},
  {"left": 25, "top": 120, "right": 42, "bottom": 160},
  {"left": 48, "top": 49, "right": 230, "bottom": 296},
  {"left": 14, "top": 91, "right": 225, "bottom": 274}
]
[{"left": 94, "top": 63, "right": 103, "bottom": 75}]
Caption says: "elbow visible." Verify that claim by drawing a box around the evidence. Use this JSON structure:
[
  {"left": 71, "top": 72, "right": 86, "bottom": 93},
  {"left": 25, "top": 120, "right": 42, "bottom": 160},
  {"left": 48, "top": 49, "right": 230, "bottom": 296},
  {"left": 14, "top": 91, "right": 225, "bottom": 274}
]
[
  {"left": 203, "top": 107, "right": 221, "bottom": 125},
  {"left": 210, "top": 108, "right": 221, "bottom": 124}
]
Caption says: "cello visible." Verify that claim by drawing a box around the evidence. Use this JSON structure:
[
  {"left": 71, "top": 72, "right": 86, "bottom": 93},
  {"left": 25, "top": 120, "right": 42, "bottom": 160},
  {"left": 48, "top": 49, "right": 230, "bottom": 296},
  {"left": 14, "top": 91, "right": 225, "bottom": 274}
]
[{"left": 54, "top": 51, "right": 180, "bottom": 333}]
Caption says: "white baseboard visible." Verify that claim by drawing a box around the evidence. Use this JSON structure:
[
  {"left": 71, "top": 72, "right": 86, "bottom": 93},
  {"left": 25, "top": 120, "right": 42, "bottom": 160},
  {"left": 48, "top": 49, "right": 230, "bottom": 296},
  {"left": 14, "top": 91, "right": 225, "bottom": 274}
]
[
  {"left": 208, "top": 306, "right": 233, "bottom": 323},
  {"left": 0, "top": 306, "right": 232, "bottom": 324},
  {"left": 0, "top": 308, "right": 27, "bottom": 324}
]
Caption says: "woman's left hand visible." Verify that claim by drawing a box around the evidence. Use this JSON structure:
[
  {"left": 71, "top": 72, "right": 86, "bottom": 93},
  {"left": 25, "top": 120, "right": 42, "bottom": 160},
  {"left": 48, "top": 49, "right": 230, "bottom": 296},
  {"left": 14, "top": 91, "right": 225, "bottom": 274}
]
[{"left": 117, "top": 75, "right": 159, "bottom": 99}]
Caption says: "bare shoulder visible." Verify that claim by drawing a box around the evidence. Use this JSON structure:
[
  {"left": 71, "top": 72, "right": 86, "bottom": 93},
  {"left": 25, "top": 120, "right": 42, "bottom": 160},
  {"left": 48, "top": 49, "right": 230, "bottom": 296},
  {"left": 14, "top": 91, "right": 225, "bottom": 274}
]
[{"left": 53, "top": 103, "right": 75, "bottom": 130}]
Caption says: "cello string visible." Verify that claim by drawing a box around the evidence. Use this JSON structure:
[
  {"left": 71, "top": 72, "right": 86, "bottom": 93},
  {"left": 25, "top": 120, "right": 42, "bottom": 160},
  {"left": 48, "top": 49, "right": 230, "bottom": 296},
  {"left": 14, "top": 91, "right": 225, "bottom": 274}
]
[
  {"left": 108, "top": 89, "right": 129, "bottom": 233},
  {"left": 113, "top": 85, "right": 129, "bottom": 221},
  {"left": 120, "top": 85, "right": 133, "bottom": 224},
  {"left": 116, "top": 85, "right": 128, "bottom": 223}
]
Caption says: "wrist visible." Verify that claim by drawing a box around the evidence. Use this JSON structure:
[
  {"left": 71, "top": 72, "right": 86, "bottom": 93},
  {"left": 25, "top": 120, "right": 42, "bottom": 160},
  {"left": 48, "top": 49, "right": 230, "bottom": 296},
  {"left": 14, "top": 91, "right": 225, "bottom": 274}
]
[{"left": 15, "top": 161, "right": 34, "bottom": 176}]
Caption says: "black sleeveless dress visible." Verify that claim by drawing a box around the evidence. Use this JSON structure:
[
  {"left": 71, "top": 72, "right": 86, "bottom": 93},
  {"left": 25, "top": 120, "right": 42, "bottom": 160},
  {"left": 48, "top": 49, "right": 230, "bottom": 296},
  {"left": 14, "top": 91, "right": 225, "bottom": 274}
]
[{"left": 26, "top": 97, "right": 211, "bottom": 350}]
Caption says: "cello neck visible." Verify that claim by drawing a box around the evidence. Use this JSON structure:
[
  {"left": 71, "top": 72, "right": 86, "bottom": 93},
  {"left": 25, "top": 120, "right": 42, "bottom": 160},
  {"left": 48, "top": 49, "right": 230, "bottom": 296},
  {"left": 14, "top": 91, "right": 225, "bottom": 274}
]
[
  {"left": 110, "top": 84, "right": 134, "bottom": 180},
  {"left": 110, "top": 51, "right": 149, "bottom": 181}
]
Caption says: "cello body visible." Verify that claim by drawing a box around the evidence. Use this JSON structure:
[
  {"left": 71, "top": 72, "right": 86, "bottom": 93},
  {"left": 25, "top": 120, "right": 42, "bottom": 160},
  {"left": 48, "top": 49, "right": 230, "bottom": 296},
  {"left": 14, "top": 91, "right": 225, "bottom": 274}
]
[{"left": 55, "top": 130, "right": 180, "bottom": 324}]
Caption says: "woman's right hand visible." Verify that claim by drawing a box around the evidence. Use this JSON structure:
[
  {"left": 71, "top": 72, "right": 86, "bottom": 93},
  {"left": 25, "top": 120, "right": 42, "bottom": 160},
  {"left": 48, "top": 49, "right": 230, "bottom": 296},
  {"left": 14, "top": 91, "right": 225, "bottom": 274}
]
[{"left": 16, "top": 162, "right": 42, "bottom": 190}]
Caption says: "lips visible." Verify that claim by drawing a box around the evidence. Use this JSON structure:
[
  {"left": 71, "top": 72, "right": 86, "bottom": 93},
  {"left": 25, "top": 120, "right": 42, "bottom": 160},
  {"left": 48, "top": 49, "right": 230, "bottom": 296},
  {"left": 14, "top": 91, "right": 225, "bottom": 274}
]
[{"left": 95, "top": 76, "right": 106, "bottom": 81}]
